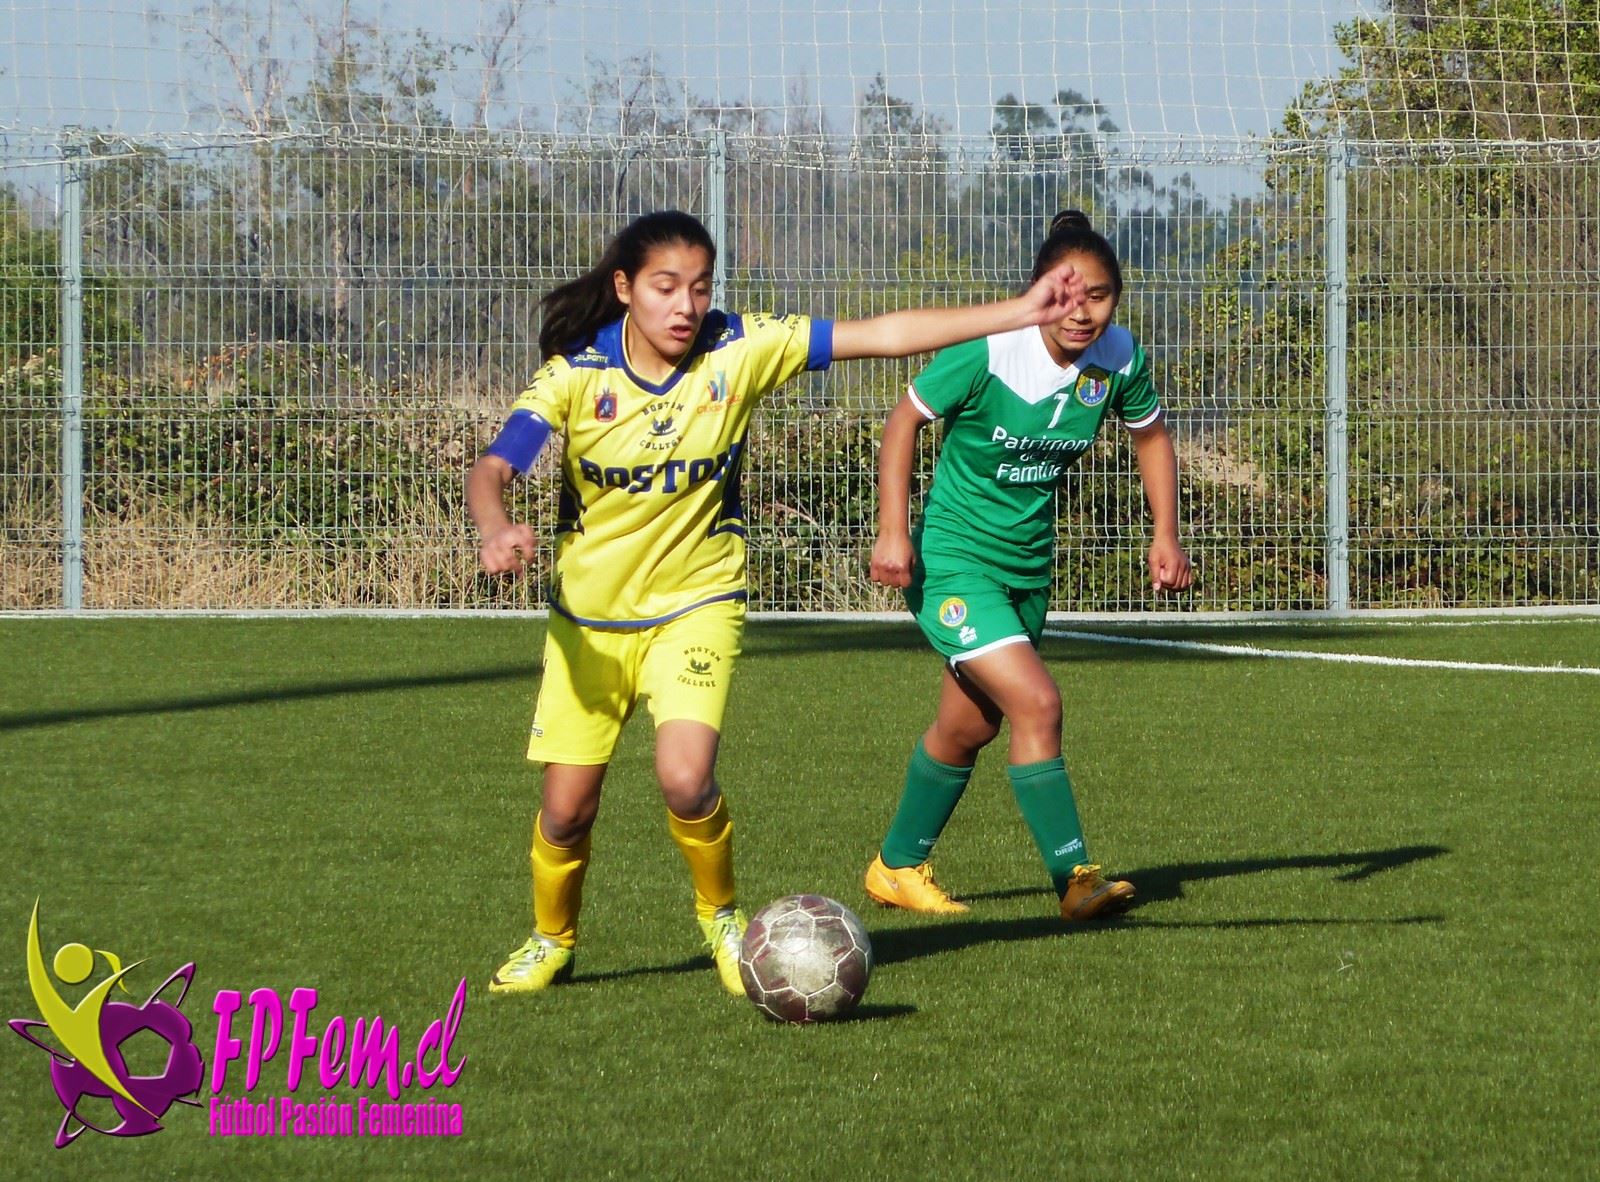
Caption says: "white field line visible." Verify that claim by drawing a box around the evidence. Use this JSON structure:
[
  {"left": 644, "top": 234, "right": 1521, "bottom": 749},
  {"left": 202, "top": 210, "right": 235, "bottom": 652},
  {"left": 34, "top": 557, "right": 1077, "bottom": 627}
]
[{"left": 1044, "top": 629, "right": 1600, "bottom": 677}]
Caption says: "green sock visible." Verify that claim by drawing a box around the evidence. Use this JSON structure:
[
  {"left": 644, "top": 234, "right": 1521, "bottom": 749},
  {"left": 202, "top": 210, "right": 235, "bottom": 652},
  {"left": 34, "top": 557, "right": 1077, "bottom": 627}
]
[
  {"left": 1007, "top": 757, "right": 1089, "bottom": 896},
  {"left": 879, "top": 738, "right": 975, "bottom": 869}
]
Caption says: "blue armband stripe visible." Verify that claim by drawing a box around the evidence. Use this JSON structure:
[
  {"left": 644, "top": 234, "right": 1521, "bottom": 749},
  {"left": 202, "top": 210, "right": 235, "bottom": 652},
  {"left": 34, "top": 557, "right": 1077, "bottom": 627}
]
[
  {"left": 485, "top": 410, "right": 552, "bottom": 475},
  {"left": 807, "top": 319, "right": 834, "bottom": 371}
]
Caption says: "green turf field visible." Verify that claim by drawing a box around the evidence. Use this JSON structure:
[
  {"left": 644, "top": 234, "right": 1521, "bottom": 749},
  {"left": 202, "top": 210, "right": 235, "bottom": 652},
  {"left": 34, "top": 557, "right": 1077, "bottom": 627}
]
[{"left": 2, "top": 616, "right": 1598, "bottom": 1180}]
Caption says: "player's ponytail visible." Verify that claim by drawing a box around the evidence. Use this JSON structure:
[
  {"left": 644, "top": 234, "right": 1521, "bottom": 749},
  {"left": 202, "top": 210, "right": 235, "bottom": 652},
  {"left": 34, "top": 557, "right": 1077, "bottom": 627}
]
[
  {"left": 538, "top": 210, "right": 717, "bottom": 361},
  {"left": 1031, "top": 208, "right": 1122, "bottom": 297}
]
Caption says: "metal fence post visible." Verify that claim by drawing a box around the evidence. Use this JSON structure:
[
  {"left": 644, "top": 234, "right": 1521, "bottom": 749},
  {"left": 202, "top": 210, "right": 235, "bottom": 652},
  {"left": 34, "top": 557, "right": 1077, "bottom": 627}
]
[
  {"left": 59, "top": 134, "right": 86, "bottom": 611},
  {"left": 1324, "top": 138, "right": 1350, "bottom": 613},
  {"left": 706, "top": 128, "right": 728, "bottom": 309}
]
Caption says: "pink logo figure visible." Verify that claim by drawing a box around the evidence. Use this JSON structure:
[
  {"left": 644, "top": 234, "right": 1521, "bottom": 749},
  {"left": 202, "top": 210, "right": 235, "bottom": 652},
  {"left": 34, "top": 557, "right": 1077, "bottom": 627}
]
[{"left": 9, "top": 902, "right": 204, "bottom": 1148}]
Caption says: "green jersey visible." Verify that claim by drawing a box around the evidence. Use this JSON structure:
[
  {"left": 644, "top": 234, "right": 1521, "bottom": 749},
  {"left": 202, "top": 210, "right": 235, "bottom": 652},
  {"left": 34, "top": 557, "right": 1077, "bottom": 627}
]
[{"left": 911, "top": 324, "right": 1162, "bottom": 586}]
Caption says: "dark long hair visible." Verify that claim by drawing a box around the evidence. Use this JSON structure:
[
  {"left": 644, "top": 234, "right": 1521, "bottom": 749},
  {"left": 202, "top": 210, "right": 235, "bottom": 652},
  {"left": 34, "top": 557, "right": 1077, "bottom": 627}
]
[
  {"left": 1030, "top": 209, "right": 1122, "bottom": 297},
  {"left": 538, "top": 210, "right": 717, "bottom": 361}
]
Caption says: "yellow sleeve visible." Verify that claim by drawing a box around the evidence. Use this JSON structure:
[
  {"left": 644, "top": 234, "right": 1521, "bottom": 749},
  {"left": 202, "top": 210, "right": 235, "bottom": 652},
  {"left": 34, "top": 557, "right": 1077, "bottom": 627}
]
[
  {"left": 738, "top": 312, "right": 832, "bottom": 401},
  {"left": 508, "top": 357, "right": 576, "bottom": 430}
]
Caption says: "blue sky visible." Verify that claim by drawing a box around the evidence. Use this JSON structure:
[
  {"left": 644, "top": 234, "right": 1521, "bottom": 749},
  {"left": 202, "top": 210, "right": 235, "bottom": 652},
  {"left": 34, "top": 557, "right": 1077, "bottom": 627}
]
[{"left": 4, "top": 0, "right": 1368, "bottom": 143}]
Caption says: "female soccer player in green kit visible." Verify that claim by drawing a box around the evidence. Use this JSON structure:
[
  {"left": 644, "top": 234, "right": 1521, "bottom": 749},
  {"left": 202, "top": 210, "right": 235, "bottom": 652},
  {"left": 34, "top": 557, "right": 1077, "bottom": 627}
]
[
  {"left": 467, "top": 210, "right": 1088, "bottom": 995},
  {"left": 865, "top": 210, "right": 1192, "bottom": 920}
]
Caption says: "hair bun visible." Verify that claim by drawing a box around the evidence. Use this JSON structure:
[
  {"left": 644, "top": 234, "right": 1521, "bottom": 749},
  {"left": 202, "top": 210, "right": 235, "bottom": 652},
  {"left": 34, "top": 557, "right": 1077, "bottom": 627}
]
[{"left": 1049, "top": 209, "right": 1092, "bottom": 234}]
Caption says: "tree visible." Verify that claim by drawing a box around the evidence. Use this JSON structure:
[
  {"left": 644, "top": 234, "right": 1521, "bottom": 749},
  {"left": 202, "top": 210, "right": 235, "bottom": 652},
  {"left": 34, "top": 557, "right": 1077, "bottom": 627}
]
[
  {"left": 1273, "top": 0, "right": 1599, "bottom": 412},
  {"left": 838, "top": 75, "right": 955, "bottom": 282},
  {"left": 0, "top": 188, "right": 64, "bottom": 370},
  {"left": 1286, "top": 0, "right": 1600, "bottom": 142},
  {"left": 139, "top": 0, "right": 556, "bottom": 391},
  {"left": 976, "top": 89, "right": 1137, "bottom": 272},
  {"left": 1267, "top": 0, "right": 1600, "bottom": 603}
]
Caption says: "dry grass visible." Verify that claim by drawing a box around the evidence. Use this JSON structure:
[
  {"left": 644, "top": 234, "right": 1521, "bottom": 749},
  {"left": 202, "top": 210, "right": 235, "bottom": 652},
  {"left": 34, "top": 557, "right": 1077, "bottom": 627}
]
[
  {"left": 0, "top": 535, "right": 60, "bottom": 609},
  {"left": 67, "top": 499, "right": 499, "bottom": 610},
  {"left": 1177, "top": 435, "right": 1268, "bottom": 495}
]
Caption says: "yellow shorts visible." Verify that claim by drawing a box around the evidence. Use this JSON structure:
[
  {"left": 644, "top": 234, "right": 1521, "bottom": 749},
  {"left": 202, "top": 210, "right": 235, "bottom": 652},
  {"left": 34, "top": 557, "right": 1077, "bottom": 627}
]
[{"left": 526, "top": 600, "right": 746, "bottom": 765}]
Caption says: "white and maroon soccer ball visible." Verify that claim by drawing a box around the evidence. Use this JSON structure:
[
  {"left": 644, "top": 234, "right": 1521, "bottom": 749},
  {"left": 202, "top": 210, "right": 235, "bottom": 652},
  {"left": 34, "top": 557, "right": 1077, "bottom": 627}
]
[{"left": 738, "top": 894, "right": 873, "bottom": 1023}]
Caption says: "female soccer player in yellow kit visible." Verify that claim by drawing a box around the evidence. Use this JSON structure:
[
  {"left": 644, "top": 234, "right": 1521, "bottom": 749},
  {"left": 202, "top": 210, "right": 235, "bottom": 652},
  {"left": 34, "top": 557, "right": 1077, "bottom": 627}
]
[{"left": 468, "top": 210, "right": 1087, "bottom": 996}]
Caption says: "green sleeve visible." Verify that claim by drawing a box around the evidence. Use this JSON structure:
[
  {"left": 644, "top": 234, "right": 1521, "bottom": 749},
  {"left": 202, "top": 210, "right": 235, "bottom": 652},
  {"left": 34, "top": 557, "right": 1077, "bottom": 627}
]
[
  {"left": 1112, "top": 341, "right": 1162, "bottom": 428},
  {"left": 908, "top": 337, "right": 989, "bottom": 418}
]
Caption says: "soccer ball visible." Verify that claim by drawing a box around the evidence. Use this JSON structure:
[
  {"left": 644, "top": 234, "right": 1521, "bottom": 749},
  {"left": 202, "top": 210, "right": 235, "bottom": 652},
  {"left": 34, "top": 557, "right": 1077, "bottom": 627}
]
[{"left": 738, "top": 894, "right": 873, "bottom": 1023}]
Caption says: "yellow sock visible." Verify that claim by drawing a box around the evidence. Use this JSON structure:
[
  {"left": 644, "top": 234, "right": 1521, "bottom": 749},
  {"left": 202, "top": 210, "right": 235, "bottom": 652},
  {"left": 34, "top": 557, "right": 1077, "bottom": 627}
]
[
  {"left": 531, "top": 812, "right": 589, "bottom": 950},
  {"left": 666, "top": 795, "right": 735, "bottom": 923}
]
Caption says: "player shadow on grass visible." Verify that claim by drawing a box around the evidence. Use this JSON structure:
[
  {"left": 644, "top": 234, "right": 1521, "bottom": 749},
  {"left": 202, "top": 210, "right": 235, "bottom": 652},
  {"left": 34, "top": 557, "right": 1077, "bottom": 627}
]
[
  {"left": 569, "top": 956, "right": 918, "bottom": 1020},
  {"left": 0, "top": 663, "right": 541, "bottom": 731},
  {"left": 868, "top": 843, "right": 1449, "bottom": 967},
  {"left": 1118, "top": 844, "right": 1450, "bottom": 904}
]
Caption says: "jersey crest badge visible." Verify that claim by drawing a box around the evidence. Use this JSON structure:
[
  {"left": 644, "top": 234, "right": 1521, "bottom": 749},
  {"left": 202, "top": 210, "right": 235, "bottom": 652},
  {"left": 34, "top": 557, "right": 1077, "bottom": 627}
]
[
  {"left": 938, "top": 597, "right": 967, "bottom": 627},
  {"left": 1075, "top": 368, "right": 1109, "bottom": 407},
  {"left": 638, "top": 398, "right": 687, "bottom": 450},
  {"left": 681, "top": 645, "right": 720, "bottom": 687},
  {"left": 595, "top": 390, "right": 617, "bottom": 422}
]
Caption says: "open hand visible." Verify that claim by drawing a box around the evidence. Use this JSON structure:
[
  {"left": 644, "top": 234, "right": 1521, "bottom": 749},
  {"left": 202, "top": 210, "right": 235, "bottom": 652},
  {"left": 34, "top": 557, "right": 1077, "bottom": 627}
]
[{"left": 1019, "top": 260, "right": 1088, "bottom": 326}]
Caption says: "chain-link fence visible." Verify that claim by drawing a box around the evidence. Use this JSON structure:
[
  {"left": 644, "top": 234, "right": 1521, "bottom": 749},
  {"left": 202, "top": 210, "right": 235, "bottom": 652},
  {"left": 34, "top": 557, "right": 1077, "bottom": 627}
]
[{"left": 2, "top": 133, "right": 1596, "bottom": 611}]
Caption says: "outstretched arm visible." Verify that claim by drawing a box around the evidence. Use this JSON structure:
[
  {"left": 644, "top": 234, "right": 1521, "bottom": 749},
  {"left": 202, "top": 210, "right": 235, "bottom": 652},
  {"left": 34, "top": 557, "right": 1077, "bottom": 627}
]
[
  {"left": 869, "top": 395, "right": 932, "bottom": 588},
  {"left": 1129, "top": 419, "right": 1192, "bottom": 592},
  {"left": 831, "top": 262, "right": 1086, "bottom": 361}
]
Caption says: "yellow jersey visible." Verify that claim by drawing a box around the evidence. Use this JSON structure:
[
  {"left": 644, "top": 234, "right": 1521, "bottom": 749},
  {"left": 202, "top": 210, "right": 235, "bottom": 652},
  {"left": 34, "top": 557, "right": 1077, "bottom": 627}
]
[{"left": 503, "top": 310, "right": 833, "bottom": 627}]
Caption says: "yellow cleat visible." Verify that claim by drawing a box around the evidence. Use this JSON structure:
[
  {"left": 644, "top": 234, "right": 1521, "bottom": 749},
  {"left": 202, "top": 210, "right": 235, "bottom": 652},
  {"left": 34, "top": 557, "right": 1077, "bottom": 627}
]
[
  {"left": 1059, "top": 864, "right": 1136, "bottom": 921},
  {"left": 698, "top": 905, "right": 748, "bottom": 996},
  {"left": 864, "top": 854, "right": 969, "bottom": 914},
  {"left": 488, "top": 935, "right": 574, "bottom": 994}
]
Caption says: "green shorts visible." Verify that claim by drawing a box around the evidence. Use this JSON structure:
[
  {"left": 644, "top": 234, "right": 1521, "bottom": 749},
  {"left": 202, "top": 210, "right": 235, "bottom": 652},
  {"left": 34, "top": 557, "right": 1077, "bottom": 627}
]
[{"left": 905, "top": 569, "right": 1048, "bottom": 667}]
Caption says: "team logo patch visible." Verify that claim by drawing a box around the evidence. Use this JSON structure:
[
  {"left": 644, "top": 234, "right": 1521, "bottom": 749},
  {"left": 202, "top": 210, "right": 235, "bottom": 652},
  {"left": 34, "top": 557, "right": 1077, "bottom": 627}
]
[
  {"left": 697, "top": 370, "right": 742, "bottom": 417},
  {"left": 639, "top": 399, "right": 687, "bottom": 450},
  {"left": 1075, "top": 369, "right": 1109, "bottom": 407},
  {"left": 937, "top": 598, "right": 967, "bottom": 627},
  {"left": 680, "top": 645, "right": 720, "bottom": 687},
  {"left": 595, "top": 391, "right": 617, "bottom": 422}
]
